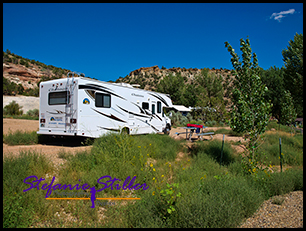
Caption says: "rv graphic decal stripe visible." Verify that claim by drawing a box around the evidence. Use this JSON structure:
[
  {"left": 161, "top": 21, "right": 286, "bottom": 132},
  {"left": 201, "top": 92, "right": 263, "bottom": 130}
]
[
  {"left": 136, "top": 118, "right": 150, "bottom": 125},
  {"left": 117, "top": 105, "right": 150, "bottom": 118},
  {"left": 87, "top": 83, "right": 112, "bottom": 91},
  {"left": 85, "top": 90, "right": 95, "bottom": 100},
  {"left": 131, "top": 102, "right": 146, "bottom": 114},
  {"left": 79, "top": 84, "right": 126, "bottom": 100},
  {"left": 150, "top": 125, "right": 159, "bottom": 132},
  {"left": 47, "top": 110, "right": 66, "bottom": 114},
  {"left": 149, "top": 93, "right": 169, "bottom": 107},
  {"left": 154, "top": 114, "right": 163, "bottom": 121},
  {"left": 97, "top": 126, "right": 120, "bottom": 132},
  {"left": 91, "top": 108, "right": 126, "bottom": 123},
  {"left": 79, "top": 83, "right": 112, "bottom": 91},
  {"left": 135, "top": 118, "right": 160, "bottom": 132}
]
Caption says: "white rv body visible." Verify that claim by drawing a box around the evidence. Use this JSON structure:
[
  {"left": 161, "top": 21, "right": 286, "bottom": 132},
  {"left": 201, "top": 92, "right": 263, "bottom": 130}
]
[{"left": 37, "top": 75, "right": 173, "bottom": 138}]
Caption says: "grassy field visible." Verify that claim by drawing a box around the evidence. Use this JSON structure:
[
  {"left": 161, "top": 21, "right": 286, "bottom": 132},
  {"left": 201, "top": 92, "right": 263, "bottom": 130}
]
[
  {"left": 3, "top": 114, "right": 39, "bottom": 120},
  {"left": 3, "top": 126, "right": 303, "bottom": 228}
]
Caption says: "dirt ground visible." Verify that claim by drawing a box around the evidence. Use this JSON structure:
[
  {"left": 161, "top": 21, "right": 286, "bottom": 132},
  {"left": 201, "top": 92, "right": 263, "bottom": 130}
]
[
  {"left": 3, "top": 118, "right": 244, "bottom": 157},
  {"left": 3, "top": 118, "right": 247, "bottom": 167},
  {"left": 3, "top": 118, "right": 39, "bottom": 135}
]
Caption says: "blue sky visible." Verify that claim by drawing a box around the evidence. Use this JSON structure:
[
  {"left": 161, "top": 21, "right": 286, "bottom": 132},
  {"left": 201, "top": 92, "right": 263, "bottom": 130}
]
[{"left": 3, "top": 3, "right": 303, "bottom": 82}]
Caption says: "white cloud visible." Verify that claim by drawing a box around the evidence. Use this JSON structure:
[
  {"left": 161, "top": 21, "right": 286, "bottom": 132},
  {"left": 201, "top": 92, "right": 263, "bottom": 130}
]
[{"left": 270, "top": 9, "right": 295, "bottom": 22}]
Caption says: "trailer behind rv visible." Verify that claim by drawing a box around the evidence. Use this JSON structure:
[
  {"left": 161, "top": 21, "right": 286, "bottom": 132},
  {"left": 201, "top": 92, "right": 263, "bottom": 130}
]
[{"left": 37, "top": 72, "right": 173, "bottom": 138}]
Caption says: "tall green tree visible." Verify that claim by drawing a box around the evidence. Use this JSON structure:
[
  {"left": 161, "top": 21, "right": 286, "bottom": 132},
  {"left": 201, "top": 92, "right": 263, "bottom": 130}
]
[
  {"left": 225, "top": 38, "right": 272, "bottom": 169},
  {"left": 180, "top": 82, "right": 198, "bottom": 107},
  {"left": 279, "top": 90, "right": 297, "bottom": 126},
  {"left": 157, "top": 73, "right": 185, "bottom": 105},
  {"left": 259, "top": 66, "right": 285, "bottom": 120},
  {"left": 282, "top": 33, "right": 303, "bottom": 117},
  {"left": 194, "top": 69, "right": 226, "bottom": 122}
]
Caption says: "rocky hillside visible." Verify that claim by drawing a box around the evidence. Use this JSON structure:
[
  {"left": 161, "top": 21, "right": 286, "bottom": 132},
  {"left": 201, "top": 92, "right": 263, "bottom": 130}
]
[
  {"left": 3, "top": 50, "right": 233, "bottom": 94},
  {"left": 3, "top": 50, "right": 70, "bottom": 91},
  {"left": 115, "top": 65, "right": 233, "bottom": 91}
]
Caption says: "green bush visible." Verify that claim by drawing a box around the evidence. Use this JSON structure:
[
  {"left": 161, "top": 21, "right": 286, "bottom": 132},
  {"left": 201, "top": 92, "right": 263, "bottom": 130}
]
[
  {"left": 205, "top": 120, "right": 217, "bottom": 127},
  {"left": 247, "top": 167, "right": 303, "bottom": 200},
  {"left": 26, "top": 109, "right": 39, "bottom": 117},
  {"left": 3, "top": 101, "right": 23, "bottom": 115},
  {"left": 168, "top": 110, "right": 194, "bottom": 127}
]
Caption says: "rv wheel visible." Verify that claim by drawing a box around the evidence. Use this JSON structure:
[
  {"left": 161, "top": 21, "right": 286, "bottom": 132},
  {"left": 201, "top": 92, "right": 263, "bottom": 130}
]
[
  {"left": 121, "top": 127, "right": 130, "bottom": 135},
  {"left": 164, "top": 124, "right": 171, "bottom": 135}
]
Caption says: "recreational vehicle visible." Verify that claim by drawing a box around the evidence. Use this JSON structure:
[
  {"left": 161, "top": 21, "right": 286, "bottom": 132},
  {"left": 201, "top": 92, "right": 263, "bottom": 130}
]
[{"left": 37, "top": 72, "right": 173, "bottom": 138}]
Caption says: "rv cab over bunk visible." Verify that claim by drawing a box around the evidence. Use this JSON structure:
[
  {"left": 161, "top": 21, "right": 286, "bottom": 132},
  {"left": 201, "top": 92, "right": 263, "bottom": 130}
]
[{"left": 37, "top": 72, "right": 173, "bottom": 138}]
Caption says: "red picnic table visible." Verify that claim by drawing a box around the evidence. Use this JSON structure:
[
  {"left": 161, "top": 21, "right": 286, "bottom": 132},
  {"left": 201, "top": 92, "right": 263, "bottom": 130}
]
[{"left": 175, "top": 124, "right": 214, "bottom": 141}]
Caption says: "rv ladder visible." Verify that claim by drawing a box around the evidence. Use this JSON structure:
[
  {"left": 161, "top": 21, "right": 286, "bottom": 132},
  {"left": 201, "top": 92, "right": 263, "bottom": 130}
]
[{"left": 65, "top": 72, "right": 75, "bottom": 133}]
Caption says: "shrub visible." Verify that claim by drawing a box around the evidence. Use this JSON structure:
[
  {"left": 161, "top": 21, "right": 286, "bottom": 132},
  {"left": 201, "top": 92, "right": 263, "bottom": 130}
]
[
  {"left": 3, "top": 101, "right": 23, "bottom": 115},
  {"left": 26, "top": 109, "right": 39, "bottom": 118},
  {"left": 248, "top": 167, "right": 303, "bottom": 200},
  {"left": 168, "top": 111, "right": 195, "bottom": 127},
  {"left": 205, "top": 121, "right": 217, "bottom": 127},
  {"left": 172, "top": 175, "right": 264, "bottom": 228}
]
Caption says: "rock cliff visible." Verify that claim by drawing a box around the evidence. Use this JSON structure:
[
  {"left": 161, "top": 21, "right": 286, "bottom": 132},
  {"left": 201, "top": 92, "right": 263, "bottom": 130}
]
[{"left": 117, "top": 65, "right": 233, "bottom": 90}]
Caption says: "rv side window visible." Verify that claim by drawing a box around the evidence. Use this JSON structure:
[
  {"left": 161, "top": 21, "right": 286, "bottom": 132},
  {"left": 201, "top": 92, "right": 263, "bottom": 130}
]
[
  {"left": 49, "top": 91, "right": 69, "bottom": 105},
  {"left": 142, "top": 102, "right": 149, "bottom": 110},
  {"left": 157, "top": 101, "right": 162, "bottom": 113},
  {"left": 95, "top": 93, "right": 111, "bottom": 108},
  {"left": 152, "top": 104, "right": 155, "bottom": 114}
]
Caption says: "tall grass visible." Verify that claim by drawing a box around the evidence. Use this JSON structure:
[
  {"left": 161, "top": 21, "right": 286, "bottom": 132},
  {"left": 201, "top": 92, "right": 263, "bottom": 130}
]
[
  {"left": 267, "top": 121, "right": 297, "bottom": 133},
  {"left": 3, "top": 130, "right": 92, "bottom": 146},
  {"left": 191, "top": 139, "right": 237, "bottom": 165},
  {"left": 3, "top": 151, "right": 54, "bottom": 228},
  {"left": 3, "top": 132, "right": 303, "bottom": 228},
  {"left": 257, "top": 132, "right": 303, "bottom": 166},
  {"left": 104, "top": 140, "right": 303, "bottom": 228},
  {"left": 57, "top": 133, "right": 183, "bottom": 199},
  {"left": 3, "top": 114, "right": 39, "bottom": 120},
  {"left": 3, "top": 130, "right": 38, "bottom": 145}
]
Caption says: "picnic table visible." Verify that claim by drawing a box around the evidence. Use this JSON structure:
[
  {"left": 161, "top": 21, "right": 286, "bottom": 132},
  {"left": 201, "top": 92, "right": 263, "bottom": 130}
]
[{"left": 175, "top": 124, "right": 214, "bottom": 141}]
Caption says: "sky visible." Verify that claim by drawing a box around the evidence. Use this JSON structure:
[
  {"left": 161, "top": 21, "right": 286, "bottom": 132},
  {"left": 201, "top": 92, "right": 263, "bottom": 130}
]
[{"left": 3, "top": 3, "right": 303, "bottom": 82}]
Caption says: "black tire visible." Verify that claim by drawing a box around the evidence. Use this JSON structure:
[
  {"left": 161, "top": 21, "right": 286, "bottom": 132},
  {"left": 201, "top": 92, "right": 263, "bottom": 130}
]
[
  {"left": 121, "top": 127, "right": 130, "bottom": 135},
  {"left": 164, "top": 124, "right": 171, "bottom": 135}
]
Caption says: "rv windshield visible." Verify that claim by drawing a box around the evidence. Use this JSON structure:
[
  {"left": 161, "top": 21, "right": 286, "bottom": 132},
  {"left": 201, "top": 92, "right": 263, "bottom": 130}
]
[{"left": 48, "top": 91, "right": 69, "bottom": 105}]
